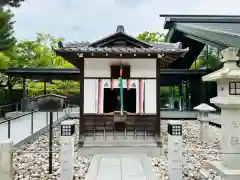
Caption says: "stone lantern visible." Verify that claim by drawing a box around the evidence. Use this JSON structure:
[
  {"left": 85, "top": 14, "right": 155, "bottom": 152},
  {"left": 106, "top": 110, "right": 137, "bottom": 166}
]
[
  {"left": 193, "top": 103, "right": 216, "bottom": 143},
  {"left": 202, "top": 47, "right": 240, "bottom": 180}
]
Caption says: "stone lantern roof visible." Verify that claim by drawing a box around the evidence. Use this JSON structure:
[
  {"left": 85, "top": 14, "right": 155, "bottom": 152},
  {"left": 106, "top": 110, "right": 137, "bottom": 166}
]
[
  {"left": 202, "top": 47, "right": 240, "bottom": 82},
  {"left": 193, "top": 103, "right": 216, "bottom": 112}
]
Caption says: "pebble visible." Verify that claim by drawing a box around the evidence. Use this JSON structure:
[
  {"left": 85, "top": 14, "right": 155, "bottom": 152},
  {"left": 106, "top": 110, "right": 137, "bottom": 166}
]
[
  {"left": 12, "top": 119, "right": 224, "bottom": 179},
  {"left": 13, "top": 119, "right": 92, "bottom": 180},
  {"left": 152, "top": 120, "right": 222, "bottom": 180}
]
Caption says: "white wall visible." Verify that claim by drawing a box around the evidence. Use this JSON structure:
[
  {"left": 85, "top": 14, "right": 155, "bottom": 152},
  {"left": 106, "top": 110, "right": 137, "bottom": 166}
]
[
  {"left": 84, "top": 58, "right": 156, "bottom": 78},
  {"left": 84, "top": 79, "right": 98, "bottom": 113},
  {"left": 84, "top": 58, "right": 156, "bottom": 114},
  {"left": 144, "top": 80, "right": 156, "bottom": 114}
]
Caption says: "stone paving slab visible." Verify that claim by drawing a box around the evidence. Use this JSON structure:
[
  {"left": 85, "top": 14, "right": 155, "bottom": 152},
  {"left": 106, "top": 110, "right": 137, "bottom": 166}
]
[{"left": 86, "top": 154, "right": 158, "bottom": 180}]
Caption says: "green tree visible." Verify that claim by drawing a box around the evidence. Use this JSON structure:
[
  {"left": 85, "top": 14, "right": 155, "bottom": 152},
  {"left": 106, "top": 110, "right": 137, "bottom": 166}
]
[
  {"left": 0, "top": 32, "right": 78, "bottom": 92},
  {"left": 137, "top": 31, "right": 165, "bottom": 43},
  {"left": 0, "top": 9, "right": 16, "bottom": 51},
  {"left": 0, "top": 0, "right": 24, "bottom": 8},
  {"left": 190, "top": 47, "right": 221, "bottom": 69}
]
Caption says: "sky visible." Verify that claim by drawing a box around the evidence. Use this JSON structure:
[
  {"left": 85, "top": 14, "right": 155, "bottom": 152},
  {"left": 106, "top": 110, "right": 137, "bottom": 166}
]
[{"left": 12, "top": 0, "right": 240, "bottom": 42}]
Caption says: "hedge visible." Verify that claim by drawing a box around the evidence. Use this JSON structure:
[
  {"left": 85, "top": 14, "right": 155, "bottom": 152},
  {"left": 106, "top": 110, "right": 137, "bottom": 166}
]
[{"left": 26, "top": 87, "right": 80, "bottom": 97}]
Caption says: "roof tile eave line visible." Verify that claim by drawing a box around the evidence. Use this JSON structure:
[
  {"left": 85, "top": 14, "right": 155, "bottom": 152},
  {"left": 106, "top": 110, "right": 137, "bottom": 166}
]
[{"left": 58, "top": 49, "right": 189, "bottom": 54}]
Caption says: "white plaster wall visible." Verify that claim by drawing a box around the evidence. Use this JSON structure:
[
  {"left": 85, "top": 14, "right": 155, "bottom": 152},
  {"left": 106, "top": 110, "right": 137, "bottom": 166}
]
[
  {"left": 84, "top": 58, "right": 110, "bottom": 77},
  {"left": 129, "top": 59, "right": 156, "bottom": 78},
  {"left": 84, "top": 58, "right": 156, "bottom": 114},
  {"left": 84, "top": 58, "right": 156, "bottom": 78},
  {"left": 144, "top": 80, "right": 156, "bottom": 114},
  {"left": 84, "top": 79, "right": 97, "bottom": 113},
  {"left": 135, "top": 80, "right": 140, "bottom": 113}
]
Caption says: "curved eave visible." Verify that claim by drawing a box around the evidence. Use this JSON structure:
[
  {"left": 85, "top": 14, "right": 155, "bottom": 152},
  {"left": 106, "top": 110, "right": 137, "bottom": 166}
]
[
  {"left": 53, "top": 47, "right": 189, "bottom": 68},
  {"left": 53, "top": 47, "right": 189, "bottom": 57}
]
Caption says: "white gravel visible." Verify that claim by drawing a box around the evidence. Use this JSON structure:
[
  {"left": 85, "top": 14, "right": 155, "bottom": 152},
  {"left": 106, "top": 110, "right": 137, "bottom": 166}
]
[
  {"left": 12, "top": 118, "right": 224, "bottom": 180},
  {"left": 13, "top": 119, "right": 92, "bottom": 180},
  {"left": 152, "top": 120, "right": 222, "bottom": 180}
]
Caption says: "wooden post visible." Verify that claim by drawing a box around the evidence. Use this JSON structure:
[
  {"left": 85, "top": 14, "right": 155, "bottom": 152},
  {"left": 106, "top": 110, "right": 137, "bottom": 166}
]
[
  {"left": 79, "top": 56, "right": 85, "bottom": 143},
  {"left": 156, "top": 55, "right": 161, "bottom": 139}
]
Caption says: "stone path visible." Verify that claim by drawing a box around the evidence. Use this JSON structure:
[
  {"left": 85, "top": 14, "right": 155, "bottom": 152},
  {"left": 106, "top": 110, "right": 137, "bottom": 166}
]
[
  {"left": 0, "top": 111, "right": 66, "bottom": 144},
  {"left": 86, "top": 154, "right": 158, "bottom": 180}
]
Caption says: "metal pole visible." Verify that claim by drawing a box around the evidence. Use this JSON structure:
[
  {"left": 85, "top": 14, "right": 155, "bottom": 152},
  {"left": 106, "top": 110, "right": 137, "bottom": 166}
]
[
  {"left": 16, "top": 103, "right": 18, "bottom": 112},
  {"left": 22, "top": 78, "right": 26, "bottom": 97},
  {"left": 46, "top": 112, "right": 48, "bottom": 128},
  {"left": 8, "top": 120, "right": 10, "bottom": 139},
  {"left": 68, "top": 100, "right": 70, "bottom": 114},
  {"left": 65, "top": 101, "right": 67, "bottom": 116},
  {"left": 31, "top": 111, "right": 34, "bottom": 134},
  {"left": 49, "top": 111, "right": 53, "bottom": 174},
  {"left": 44, "top": 81, "right": 47, "bottom": 94}
]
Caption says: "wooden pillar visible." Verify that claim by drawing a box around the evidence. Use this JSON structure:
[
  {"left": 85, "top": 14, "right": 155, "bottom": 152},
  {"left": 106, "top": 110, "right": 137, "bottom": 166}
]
[
  {"left": 79, "top": 57, "right": 85, "bottom": 143},
  {"left": 156, "top": 55, "right": 161, "bottom": 139}
]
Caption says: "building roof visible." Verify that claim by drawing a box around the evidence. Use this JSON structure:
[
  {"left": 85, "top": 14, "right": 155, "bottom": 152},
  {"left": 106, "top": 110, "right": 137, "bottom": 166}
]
[
  {"left": 53, "top": 25, "right": 189, "bottom": 68},
  {"left": 160, "top": 15, "right": 240, "bottom": 68},
  {"left": 56, "top": 42, "right": 186, "bottom": 54}
]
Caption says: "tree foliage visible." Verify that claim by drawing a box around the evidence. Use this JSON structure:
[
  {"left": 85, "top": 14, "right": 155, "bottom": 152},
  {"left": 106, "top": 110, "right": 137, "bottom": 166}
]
[
  {"left": 0, "top": 32, "right": 77, "bottom": 94},
  {"left": 0, "top": 9, "right": 16, "bottom": 51},
  {"left": 137, "top": 31, "right": 165, "bottom": 43},
  {"left": 0, "top": 0, "right": 24, "bottom": 8},
  {"left": 190, "top": 46, "right": 221, "bottom": 69}
]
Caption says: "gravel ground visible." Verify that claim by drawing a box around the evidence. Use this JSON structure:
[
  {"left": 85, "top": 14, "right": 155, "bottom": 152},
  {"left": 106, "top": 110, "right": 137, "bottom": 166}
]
[
  {"left": 152, "top": 120, "right": 222, "bottom": 180},
  {"left": 12, "top": 119, "right": 223, "bottom": 180},
  {"left": 13, "top": 119, "right": 92, "bottom": 180}
]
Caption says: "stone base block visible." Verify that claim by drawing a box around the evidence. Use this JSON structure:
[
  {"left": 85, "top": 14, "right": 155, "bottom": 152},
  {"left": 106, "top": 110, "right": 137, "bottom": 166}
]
[
  {"left": 78, "top": 146, "right": 162, "bottom": 157},
  {"left": 206, "top": 160, "right": 240, "bottom": 180},
  {"left": 0, "top": 139, "right": 13, "bottom": 180}
]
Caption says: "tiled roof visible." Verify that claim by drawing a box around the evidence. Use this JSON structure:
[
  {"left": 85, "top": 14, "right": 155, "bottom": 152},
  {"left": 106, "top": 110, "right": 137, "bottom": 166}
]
[
  {"left": 56, "top": 41, "right": 188, "bottom": 54},
  {"left": 54, "top": 25, "right": 188, "bottom": 55}
]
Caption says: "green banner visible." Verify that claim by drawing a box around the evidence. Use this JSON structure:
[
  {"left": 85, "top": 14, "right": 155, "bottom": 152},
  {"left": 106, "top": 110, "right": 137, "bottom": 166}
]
[{"left": 120, "top": 65, "right": 124, "bottom": 117}]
